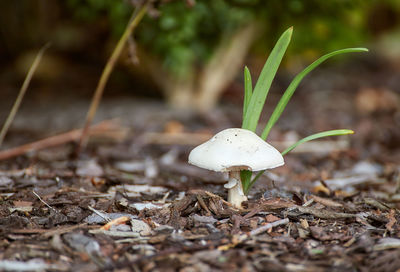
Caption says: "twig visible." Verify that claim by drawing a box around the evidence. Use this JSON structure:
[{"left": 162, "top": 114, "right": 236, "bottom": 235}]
[
  {"left": 310, "top": 195, "right": 343, "bottom": 208},
  {"left": 288, "top": 206, "right": 357, "bottom": 219},
  {"left": 32, "top": 190, "right": 58, "bottom": 213},
  {"left": 88, "top": 206, "right": 112, "bottom": 222},
  {"left": 302, "top": 198, "right": 314, "bottom": 207},
  {"left": 101, "top": 216, "right": 130, "bottom": 230},
  {"left": 249, "top": 218, "right": 289, "bottom": 236},
  {"left": 0, "top": 120, "right": 118, "bottom": 161},
  {"left": 196, "top": 195, "right": 212, "bottom": 215},
  {"left": 77, "top": 4, "right": 147, "bottom": 154},
  {"left": 0, "top": 43, "right": 50, "bottom": 147},
  {"left": 42, "top": 223, "right": 88, "bottom": 238}
]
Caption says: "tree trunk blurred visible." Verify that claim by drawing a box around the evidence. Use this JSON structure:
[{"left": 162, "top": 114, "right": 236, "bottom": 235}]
[
  {"left": 136, "top": 22, "right": 258, "bottom": 112},
  {"left": 164, "top": 77, "right": 195, "bottom": 110},
  {"left": 194, "top": 23, "right": 258, "bottom": 112}
]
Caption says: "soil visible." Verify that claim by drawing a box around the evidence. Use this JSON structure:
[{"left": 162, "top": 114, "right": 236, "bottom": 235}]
[{"left": 0, "top": 58, "right": 399, "bottom": 271}]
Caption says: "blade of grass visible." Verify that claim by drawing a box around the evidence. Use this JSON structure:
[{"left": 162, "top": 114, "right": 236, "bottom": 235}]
[
  {"left": 242, "top": 27, "right": 293, "bottom": 132},
  {"left": 77, "top": 4, "right": 147, "bottom": 154},
  {"left": 242, "top": 66, "right": 253, "bottom": 123},
  {"left": 240, "top": 170, "right": 253, "bottom": 194},
  {"left": 241, "top": 27, "right": 292, "bottom": 191},
  {"left": 0, "top": 43, "right": 51, "bottom": 147},
  {"left": 261, "top": 48, "right": 368, "bottom": 140},
  {"left": 281, "top": 129, "right": 354, "bottom": 155},
  {"left": 244, "top": 129, "right": 354, "bottom": 194},
  {"left": 244, "top": 169, "right": 264, "bottom": 195}
]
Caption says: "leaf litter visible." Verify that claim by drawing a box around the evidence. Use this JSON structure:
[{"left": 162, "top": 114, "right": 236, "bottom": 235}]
[{"left": 0, "top": 63, "right": 399, "bottom": 271}]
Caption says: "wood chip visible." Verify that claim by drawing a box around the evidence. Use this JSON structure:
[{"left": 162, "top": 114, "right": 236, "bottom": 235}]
[
  {"left": 249, "top": 218, "right": 290, "bottom": 236},
  {"left": 373, "top": 238, "right": 400, "bottom": 251},
  {"left": 311, "top": 195, "right": 342, "bottom": 207},
  {"left": 101, "top": 216, "right": 130, "bottom": 230},
  {"left": 89, "top": 229, "right": 141, "bottom": 237},
  {"left": 300, "top": 218, "right": 309, "bottom": 229},
  {"left": 288, "top": 206, "right": 356, "bottom": 219}
]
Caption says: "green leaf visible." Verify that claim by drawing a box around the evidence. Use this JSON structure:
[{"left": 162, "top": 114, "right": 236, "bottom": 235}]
[
  {"left": 246, "top": 129, "right": 354, "bottom": 194},
  {"left": 240, "top": 170, "right": 252, "bottom": 194},
  {"left": 281, "top": 129, "right": 354, "bottom": 156},
  {"left": 242, "top": 66, "right": 253, "bottom": 123},
  {"left": 244, "top": 170, "right": 264, "bottom": 195},
  {"left": 261, "top": 48, "right": 368, "bottom": 140},
  {"left": 242, "top": 27, "right": 293, "bottom": 132}
]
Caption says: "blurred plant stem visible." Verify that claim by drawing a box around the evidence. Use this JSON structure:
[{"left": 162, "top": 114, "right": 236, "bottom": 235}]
[
  {"left": 0, "top": 43, "right": 50, "bottom": 148},
  {"left": 77, "top": 4, "right": 147, "bottom": 154}
]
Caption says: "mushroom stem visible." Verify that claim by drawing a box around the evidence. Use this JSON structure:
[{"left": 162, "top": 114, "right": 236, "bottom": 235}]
[{"left": 227, "top": 171, "right": 248, "bottom": 208}]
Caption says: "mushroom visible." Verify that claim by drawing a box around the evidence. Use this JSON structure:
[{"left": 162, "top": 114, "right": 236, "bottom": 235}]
[{"left": 188, "top": 128, "right": 284, "bottom": 208}]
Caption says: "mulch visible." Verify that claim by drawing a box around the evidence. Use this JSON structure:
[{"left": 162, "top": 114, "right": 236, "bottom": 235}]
[{"left": 0, "top": 60, "right": 399, "bottom": 271}]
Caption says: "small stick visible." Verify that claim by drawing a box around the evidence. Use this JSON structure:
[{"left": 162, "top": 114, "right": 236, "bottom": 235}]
[
  {"left": 0, "top": 43, "right": 50, "bottom": 147},
  {"left": 101, "top": 216, "right": 130, "bottom": 230},
  {"left": 196, "top": 195, "right": 212, "bottom": 215},
  {"left": 249, "top": 218, "right": 289, "bottom": 236},
  {"left": 302, "top": 198, "right": 314, "bottom": 207},
  {"left": 311, "top": 195, "right": 342, "bottom": 207},
  {"left": 76, "top": 4, "right": 147, "bottom": 154},
  {"left": 0, "top": 120, "right": 117, "bottom": 161},
  {"left": 32, "top": 190, "right": 58, "bottom": 213},
  {"left": 88, "top": 206, "right": 111, "bottom": 222}
]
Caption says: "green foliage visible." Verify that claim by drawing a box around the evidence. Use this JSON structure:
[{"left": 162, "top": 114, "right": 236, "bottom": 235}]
[
  {"left": 240, "top": 28, "right": 367, "bottom": 194},
  {"left": 66, "top": 0, "right": 133, "bottom": 36},
  {"left": 261, "top": 48, "right": 368, "bottom": 140},
  {"left": 281, "top": 129, "right": 355, "bottom": 156},
  {"left": 242, "top": 27, "right": 292, "bottom": 132},
  {"left": 242, "top": 66, "right": 253, "bottom": 121},
  {"left": 66, "top": 0, "right": 385, "bottom": 78},
  {"left": 137, "top": 0, "right": 255, "bottom": 77}
]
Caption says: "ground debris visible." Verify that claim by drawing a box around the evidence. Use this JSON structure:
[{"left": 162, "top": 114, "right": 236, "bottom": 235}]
[
  {"left": 0, "top": 74, "right": 399, "bottom": 271},
  {"left": 63, "top": 232, "right": 110, "bottom": 268},
  {"left": 374, "top": 238, "right": 400, "bottom": 251},
  {"left": 76, "top": 159, "right": 104, "bottom": 177},
  {"left": 85, "top": 212, "right": 137, "bottom": 224},
  {"left": 286, "top": 205, "right": 357, "bottom": 219},
  {"left": 0, "top": 259, "right": 67, "bottom": 271}
]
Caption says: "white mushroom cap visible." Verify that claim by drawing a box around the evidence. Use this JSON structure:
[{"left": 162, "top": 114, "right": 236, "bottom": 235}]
[{"left": 188, "top": 128, "right": 284, "bottom": 172}]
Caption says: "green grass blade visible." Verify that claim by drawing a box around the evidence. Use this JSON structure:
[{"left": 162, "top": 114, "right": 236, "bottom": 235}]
[
  {"left": 242, "top": 27, "right": 293, "bottom": 132},
  {"left": 244, "top": 170, "right": 265, "bottom": 195},
  {"left": 261, "top": 48, "right": 368, "bottom": 140},
  {"left": 246, "top": 129, "right": 354, "bottom": 194},
  {"left": 281, "top": 129, "right": 354, "bottom": 156},
  {"left": 240, "top": 170, "right": 252, "bottom": 194},
  {"left": 242, "top": 66, "right": 253, "bottom": 123}
]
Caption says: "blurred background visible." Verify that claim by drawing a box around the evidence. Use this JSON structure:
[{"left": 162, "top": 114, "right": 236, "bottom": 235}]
[{"left": 0, "top": 0, "right": 399, "bottom": 160}]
